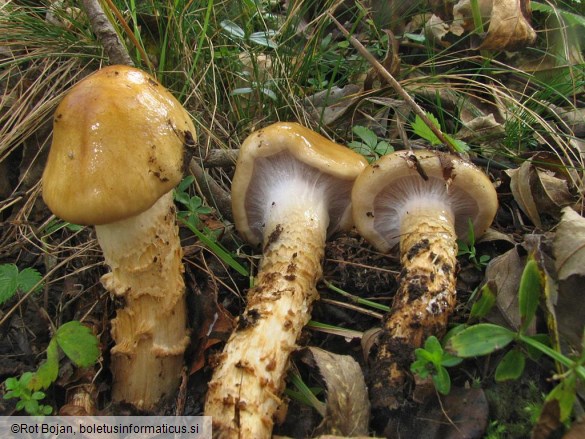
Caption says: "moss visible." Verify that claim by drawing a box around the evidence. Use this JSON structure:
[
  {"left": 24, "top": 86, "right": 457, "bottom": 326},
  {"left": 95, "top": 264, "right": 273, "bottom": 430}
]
[{"left": 484, "top": 376, "right": 543, "bottom": 438}]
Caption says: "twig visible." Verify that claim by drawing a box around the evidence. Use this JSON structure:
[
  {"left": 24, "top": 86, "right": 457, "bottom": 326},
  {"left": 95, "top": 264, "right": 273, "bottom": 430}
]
[
  {"left": 100, "top": 0, "right": 154, "bottom": 70},
  {"left": 198, "top": 149, "right": 239, "bottom": 168},
  {"left": 327, "top": 13, "right": 458, "bottom": 154},
  {"left": 80, "top": 0, "right": 134, "bottom": 66}
]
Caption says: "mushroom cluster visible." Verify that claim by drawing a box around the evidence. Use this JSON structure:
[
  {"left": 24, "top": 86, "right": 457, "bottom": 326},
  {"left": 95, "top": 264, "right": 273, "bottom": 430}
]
[
  {"left": 204, "top": 122, "right": 367, "bottom": 438},
  {"left": 42, "top": 65, "right": 195, "bottom": 410},
  {"left": 352, "top": 150, "right": 498, "bottom": 409}
]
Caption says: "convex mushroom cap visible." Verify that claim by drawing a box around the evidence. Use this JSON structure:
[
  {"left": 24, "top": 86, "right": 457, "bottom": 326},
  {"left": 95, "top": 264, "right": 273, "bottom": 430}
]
[
  {"left": 352, "top": 150, "right": 498, "bottom": 252},
  {"left": 232, "top": 122, "right": 368, "bottom": 246},
  {"left": 42, "top": 65, "right": 195, "bottom": 225}
]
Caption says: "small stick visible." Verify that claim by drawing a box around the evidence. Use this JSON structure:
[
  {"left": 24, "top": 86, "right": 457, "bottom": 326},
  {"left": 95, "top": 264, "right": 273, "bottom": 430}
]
[
  {"left": 327, "top": 14, "right": 457, "bottom": 154},
  {"left": 80, "top": 0, "right": 134, "bottom": 66},
  {"left": 198, "top": 149, "right": 239, "bottom": 168}
]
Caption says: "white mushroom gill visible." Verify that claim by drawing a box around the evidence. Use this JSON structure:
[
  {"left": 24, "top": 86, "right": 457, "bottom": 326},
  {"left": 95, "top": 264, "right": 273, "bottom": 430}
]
[
  {"left": 244, "top": 152, "right": 353, "bottom": 243},
  {"left": 372, "top": 176, "right": 478, "bottom": 250}
]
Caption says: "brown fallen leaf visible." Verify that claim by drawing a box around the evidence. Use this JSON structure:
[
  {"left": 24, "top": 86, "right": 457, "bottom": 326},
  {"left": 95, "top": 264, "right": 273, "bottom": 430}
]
[
  {"left": 483, "top": 245, "right": 526, "bottom": 330},
  {"left": 506, "top": 155, "right": 577, "bottom": 228},
  {"left": 532, "top": 398, "right": 562, "bottom": 439},
  {"left": 551, "top": 207, "right": 585, "bottom": 352},
  {"left": 476, "top": 0, "right": 536, "bottom": 50},
  {"left": 507, "top": 161, "right": 542, "bottom": 228},
  {"left": 553, "top": 207, "right": 585, "bottom": 281},
  {"left": 300, "top": 346, "right": 370, "bottom": 437}
]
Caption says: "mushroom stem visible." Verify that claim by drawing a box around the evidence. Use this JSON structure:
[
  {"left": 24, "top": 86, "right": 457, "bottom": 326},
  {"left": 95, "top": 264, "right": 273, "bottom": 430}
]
[
  {"left": 205, "top": 194, "right": 328, "bottom": 438},
  {"left": 96, "top": 191, "right": 189, "bottom": 410},
  {"left": 370, "top": 205, "right": 458, "bottom": 410}
]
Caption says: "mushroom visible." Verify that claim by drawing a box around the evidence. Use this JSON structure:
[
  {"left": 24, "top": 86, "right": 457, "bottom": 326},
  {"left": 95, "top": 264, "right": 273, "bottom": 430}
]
[
  {"left": 42, "top": 65, "right": 195, "bottom": 410},
  {"left": 351, "top": 150, "right": 498, "bottom": 410},
  {"left": 204, "top": 122, "right": 368, "bottom": 438}
]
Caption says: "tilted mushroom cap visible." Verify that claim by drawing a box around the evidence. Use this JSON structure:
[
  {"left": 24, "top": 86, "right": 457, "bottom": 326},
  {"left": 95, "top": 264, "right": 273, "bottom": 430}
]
[
  {"left": 352, "top": 150, "right": 498, "bottom": 253},
  {"left": 42, "top": 65, "right": 196, "bottom": 225},
  {"left": 232, "top": 122, "right": 368, "bottom": 246}
]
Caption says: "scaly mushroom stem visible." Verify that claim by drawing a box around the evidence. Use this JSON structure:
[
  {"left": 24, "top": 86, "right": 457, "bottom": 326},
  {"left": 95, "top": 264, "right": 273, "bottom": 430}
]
[
  {"left": 205, "top": 196, "right": 328, "bottom": 439},
  {"left": 370, "top": 204, "right": 458, "bottom": 410},
  {"left": 96, "top": 191, "right": 189, "bottom": 410}
]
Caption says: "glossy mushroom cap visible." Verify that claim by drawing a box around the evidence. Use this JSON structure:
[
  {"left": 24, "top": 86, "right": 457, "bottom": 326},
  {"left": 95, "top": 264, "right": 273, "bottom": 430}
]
[
  {"left": 42, "top": 65, "right": 196, "bottom": 225},
  {"left": 232, "top": 122, "right": 368, "bottom": 246},
  {"left": 352, "top": 150, "right": 498, "bottom": 253}
]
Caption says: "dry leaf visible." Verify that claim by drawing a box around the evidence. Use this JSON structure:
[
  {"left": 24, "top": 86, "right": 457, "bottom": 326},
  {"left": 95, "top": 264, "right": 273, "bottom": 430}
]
[
  {"left": 301, "top": 347, "right": 370, "bottom": 437},
  {"left": 507, "top": 161, "right": 542, "bottom": 228},
  {"left": 532, "top": 398, "right": 561, "bottom": 439},
  {"left": 553, "top": 207, "right": 585, "bottom": 281},
  {"left": 484, "top": 246, "right": 526, "bottom": 330},
  {"left": 551, "top": 207, "right": 585, "bottom": 352},
  {"left": 506, "top": 155, "right": 577, "bottom": 228},
  {"left": 534, "top": 169, "right": 575, "bottom": 214},
  {"left": 452, "top": 0, "right": 493, "bottom": 34},
  {"left": 477, "top": 0, "right": 536, "bottom": 50}
]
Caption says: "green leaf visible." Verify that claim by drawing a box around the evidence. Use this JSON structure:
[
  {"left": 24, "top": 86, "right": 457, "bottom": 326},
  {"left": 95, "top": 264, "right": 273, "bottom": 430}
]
[
  {"left": 16, "top": 267, "right": 43, "bottom": 295},
  {"left": 249, "top": 31, "right": 278, "bottom": 49},
  {"left": 231, "top": 87, "right": 254, "bottom": 96},
  {"left": 444, "top": 134, "right": 470, "bottom": 153},
  {"left": 404, "top": 32, "right": 426, "bottom": 42},
  {"left": 413, "top": 347, "right": 435, "bottom": 364},
  {"left": 3, "top": 390, "right": 16, "bottom": 399},
  {"left": 545, "top": 375, "right": 577, "bottom": 422},
  {"left": 4, "top": 376, "right": 20, "bottom": 392},
  {"left": 423, "top": 335, "right": 443, "bottom": 355},
  {"left": 446, "top": 323, "right": 515, "bottom": 357},
  {"left": 495, "top": 349, "right": 526, "bottom": 381},
  {"left": 19, "top": 372, "right": 34, "bottom": 387},
  {"left": 28, "top": 339, "right": 59, "bottom": 391},
  {"left": 441, "top": 352, "right": 463, "bottom": 367},
  {"left": 0, "top": 264, "right": 19, "bottom": 305},
  {"left": 55, "top": 321, "right": 100, "bottom": 367},
  {"left": 220, "top": 20, "right": 245, "bottom": 40},
  {"left": 23, "top": 399, "right": 40, "bottom": 415},
  {"left": 31, "top": 391, "right": 46, "bottom": 401},
  {"left": 410, "top": 358, "right": 431, "bottom": 378},
  {"left": 531, "top": 2, "right": 585, "bottom": 28},
  {"left": 0, "top": 264, "right": 43, "bottom": 306},
  {"left": 352, "top": 125, "right": 379, "bottom": 149},
  {"left": 373, "top": 141, "right": 393, "bottom": 156},
  {"left": 412, "top": 113, "right": 441, "bottom": 145},
  {"left": 518, "top": 256, "right": 543, "bottom": 333},
  {"left": 175, "top": 175, "right": 195, "bottom": 193},
  {"left": 180, "top": 218, "right": 249, "bottom": 277},
  {"left": 433, "top": 366, "right": 451, "bottom": 395},
  {"left": 470, "top": 283, "right": 496, "bottom": 320}
]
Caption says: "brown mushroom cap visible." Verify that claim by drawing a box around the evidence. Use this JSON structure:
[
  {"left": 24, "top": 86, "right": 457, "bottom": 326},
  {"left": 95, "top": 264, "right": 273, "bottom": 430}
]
[
  {"left": 352, "top": 150, "right": 498, "bottom": 253},
  {"left": 42, "top": 65, "right": 196, "bottom": 225},
  {"left": 232, "top": 122, "right": 368, "bottom": 246}
]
